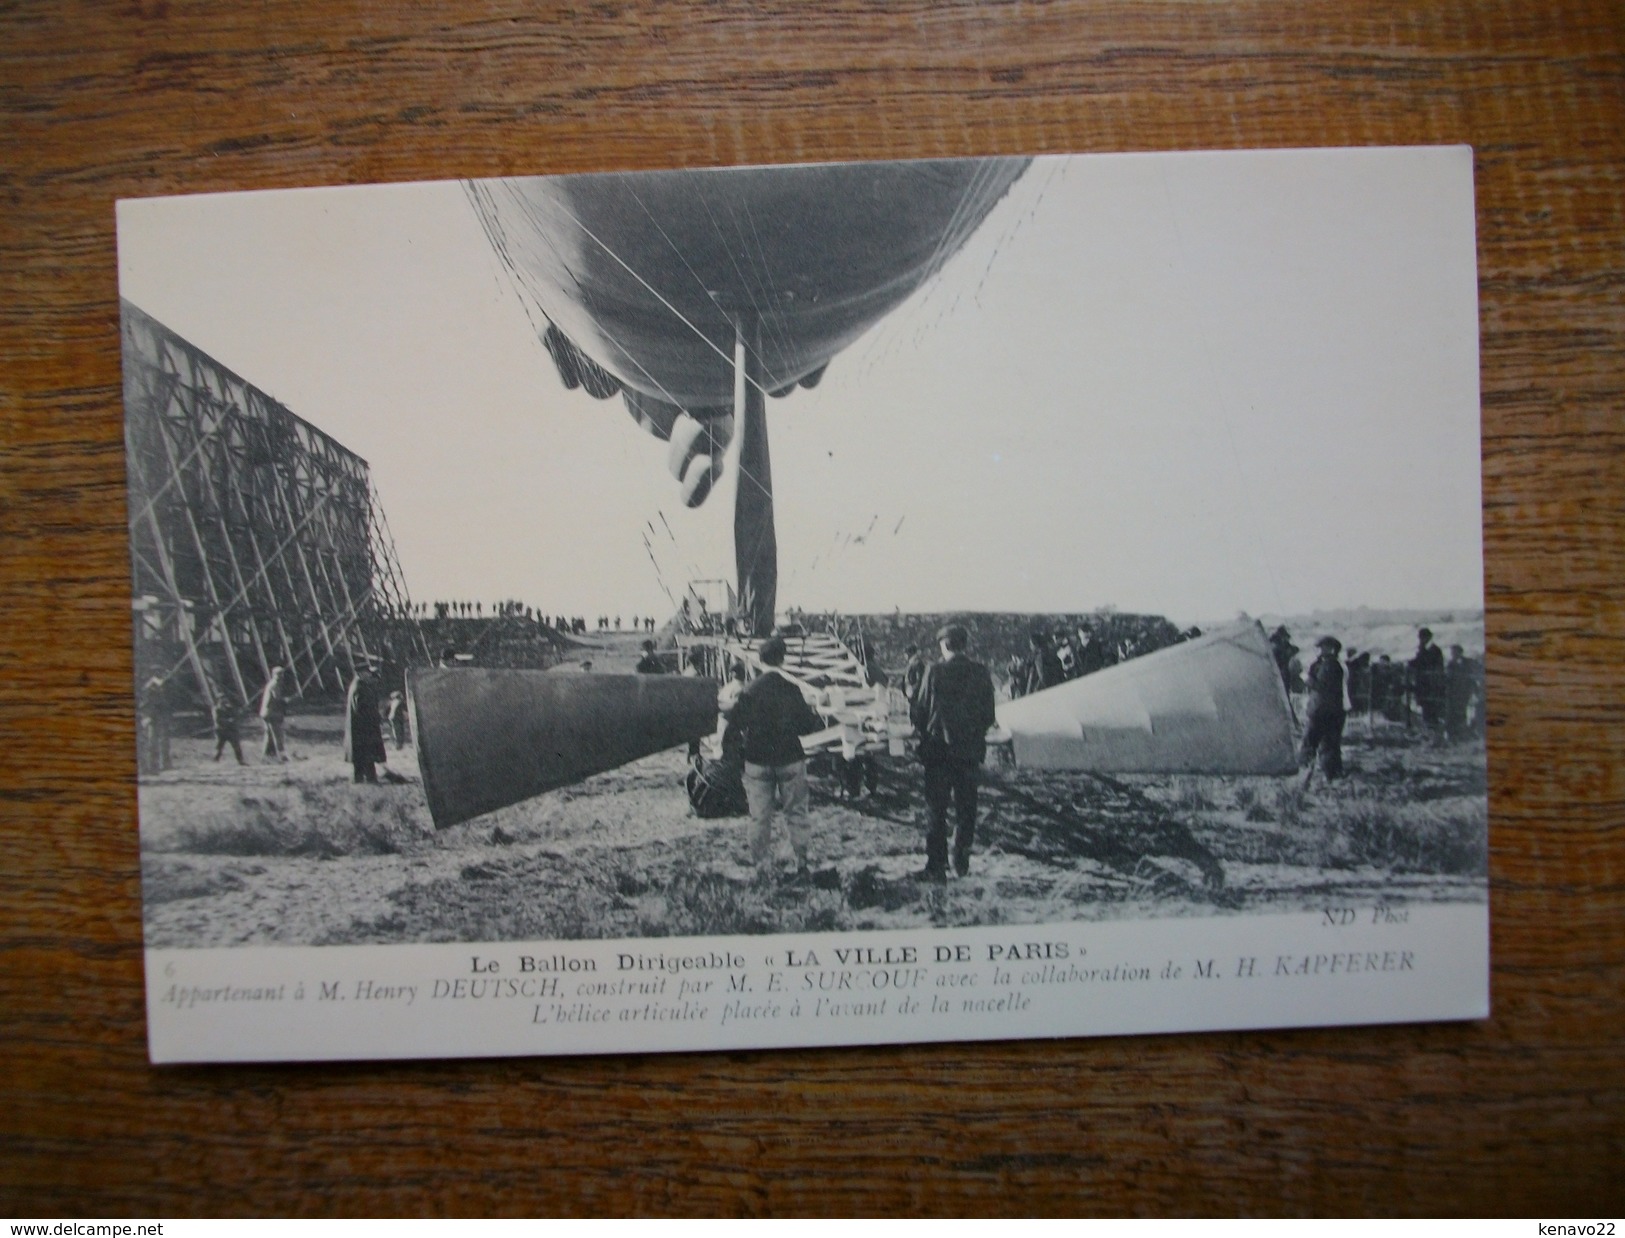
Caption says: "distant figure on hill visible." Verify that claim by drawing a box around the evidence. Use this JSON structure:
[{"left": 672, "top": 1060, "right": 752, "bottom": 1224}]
[
  {"left": 910, "top": 623, "right": 997, "bottom": 881},
  {"left": 1299, "top": 636, "right": 1346, "bottom": 784}
]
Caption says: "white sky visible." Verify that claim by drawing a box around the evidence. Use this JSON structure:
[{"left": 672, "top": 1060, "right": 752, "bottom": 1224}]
[{"left": 116, "top": 146, "right": 1483, "bottom": 627}]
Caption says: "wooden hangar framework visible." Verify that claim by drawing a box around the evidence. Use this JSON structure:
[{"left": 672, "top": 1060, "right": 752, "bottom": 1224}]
[{"left": 122, "top": 301, "right": 427, "bottom": 710}]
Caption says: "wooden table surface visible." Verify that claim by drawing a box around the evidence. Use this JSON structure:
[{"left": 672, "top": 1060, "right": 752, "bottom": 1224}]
[{"left": 2, "top": 0, "right": 1620, "bottom": 1216}]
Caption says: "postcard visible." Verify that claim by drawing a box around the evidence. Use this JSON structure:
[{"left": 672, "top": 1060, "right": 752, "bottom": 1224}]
[{"left": 118, "top": 146, "right": 1488, "bottom": 1063}]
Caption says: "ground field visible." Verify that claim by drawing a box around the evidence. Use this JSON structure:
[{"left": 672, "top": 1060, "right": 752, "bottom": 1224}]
[{"left": 137, "top": 714, "right": 1486, "bottom": 949}]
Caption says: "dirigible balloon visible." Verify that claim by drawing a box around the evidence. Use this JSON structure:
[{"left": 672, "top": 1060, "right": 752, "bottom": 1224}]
[{"left": 466, "top": 156, "right": 1030, "bottom": 634}]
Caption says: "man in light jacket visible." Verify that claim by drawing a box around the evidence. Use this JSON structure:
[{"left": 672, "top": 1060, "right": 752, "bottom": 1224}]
[{"left": 258, "top": 666, "right": 290, "bottom": 762}]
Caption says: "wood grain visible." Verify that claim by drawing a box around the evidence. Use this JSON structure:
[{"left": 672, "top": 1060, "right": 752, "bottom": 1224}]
[{"left": 2, "top": 0, "right": 1621, "bottom": 1216}]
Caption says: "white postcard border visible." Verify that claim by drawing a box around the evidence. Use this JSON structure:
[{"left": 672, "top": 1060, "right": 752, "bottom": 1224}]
[{"left": 147, "top": 902, "right": 1488, "bottom": 1063}]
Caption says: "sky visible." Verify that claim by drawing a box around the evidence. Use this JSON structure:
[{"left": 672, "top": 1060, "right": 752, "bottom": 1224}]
[{"left": 116, "top": 146, "right": 1483, "bottom": 628}]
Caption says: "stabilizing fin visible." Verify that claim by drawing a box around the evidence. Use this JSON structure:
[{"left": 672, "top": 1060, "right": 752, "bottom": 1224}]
[
  {"left": 665, "top": 411, "right": 734, "bottom": 507},
  {"left": 623, "top": 389, "right": 682, "bottom": 440},
  {"left": 996, "top": 620, "right": 1297, "bottom": 775}
]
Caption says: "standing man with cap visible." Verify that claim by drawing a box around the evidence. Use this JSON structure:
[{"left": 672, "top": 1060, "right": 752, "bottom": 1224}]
[
  {"left": 910, "top": 623, "right": 998, "bottom": 880},
  {"left": 1410, "top": 627, "right": 1446, "bottom": 732},
  {"left": 1020, "top": 630, "right": 1065, "bottom": 697},
  {"left": 1300, "top": 635, "right": 1347, "bottom": 784},
  {"left": 721, "top": 636, "right": 824, "bottom": 882},
  {"left": 344, "top": 663, "right": 387, "bottom": 784},
  {"left": 211, "top": 693, "right": 247, "bottom": 765}
]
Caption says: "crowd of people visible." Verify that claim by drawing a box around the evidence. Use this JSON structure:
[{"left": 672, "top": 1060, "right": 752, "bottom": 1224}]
[
  {"left": 136, "top": 605, "right": 1487, "bottom": 894},
  {"left": 1004, "top": 620, "right": 1202, "bottom": 699},
  {"left": 675, "top": 596, "right": 757, "bottom": 639},
  {"left": 1273, "top": 624, "right": 1487, "bottom": 783},
  {"left": 414, "top": 601, "right": 658, "bottom": 637},
  {"left": 135, "top": 659, "right": 414, "bottom": 782},
  {"left": 1270, "top": 626, "right": 1485, "bottom": 735}
]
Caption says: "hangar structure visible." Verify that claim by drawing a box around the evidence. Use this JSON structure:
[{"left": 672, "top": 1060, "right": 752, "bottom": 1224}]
[{"left": 121, "top": 301, "right": 426, "bottom": 710}]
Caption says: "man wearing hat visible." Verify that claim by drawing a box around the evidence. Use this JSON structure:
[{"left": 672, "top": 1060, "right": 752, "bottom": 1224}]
[
  {"left": 635, "top": 639, "right": 665, "bottom": 675},
  {"left": 910, "top": 623, "right": 998, "bottom": 880},
  {"left": 343, "top": 662, "right": 387, "bottom": 784},
  {"left": 721, "top": 636, "right": 824, "bottom": 881},
  {"left": 1269, "top": 624, "right": 1301, "bottom": 696},
  {"left": 1019, "top": 629, "right": 1065, "bottom": 697},
  {"left": 1410, "top": 627, "right": 1446, "bottom": 732},
  {"left": 1300, "top": 635, "right": 1347, "bottom": 782}
]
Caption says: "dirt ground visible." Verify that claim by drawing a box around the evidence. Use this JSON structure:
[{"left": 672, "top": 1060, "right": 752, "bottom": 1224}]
[{"left": 137, "top": 711, "right": 1487, "bottom": 948}]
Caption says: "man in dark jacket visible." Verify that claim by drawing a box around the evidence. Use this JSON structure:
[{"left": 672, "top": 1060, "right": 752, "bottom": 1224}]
[
  {"left": 1269, "top": 625, "right": 1301, "bottom": 696},
  {"left": 1021, "top": 630, "right": 1065, "bottom": 696},
  {"left": 1444, "top": 644, "right": 1476, "bottom": 741},
  {"left": 1410, "top": 627, "right": 1446, "bottom": 731},
  {"left": 721, "top": 636, "right": 824, "bottom": 881},
  {"left": 211, "top": 695, "right": 246, "bottom": 765},
  {"left": 910, "top": 624, "right": 998, "bottom": 880},
  {"left": 138, "top": 676, "right": 173, "bottom": 774},
  {"left": 1299, "top": 635, "right": 1346, "bottom": 783},
  {"left": 635, "top": 639, "right": 664, "bottom": 674},
  {"left": 343, "top": 666, "right": 387, "bottom": 784},
  {"left": 901, "top": 643, "right": 929, "bottom": 705}
]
